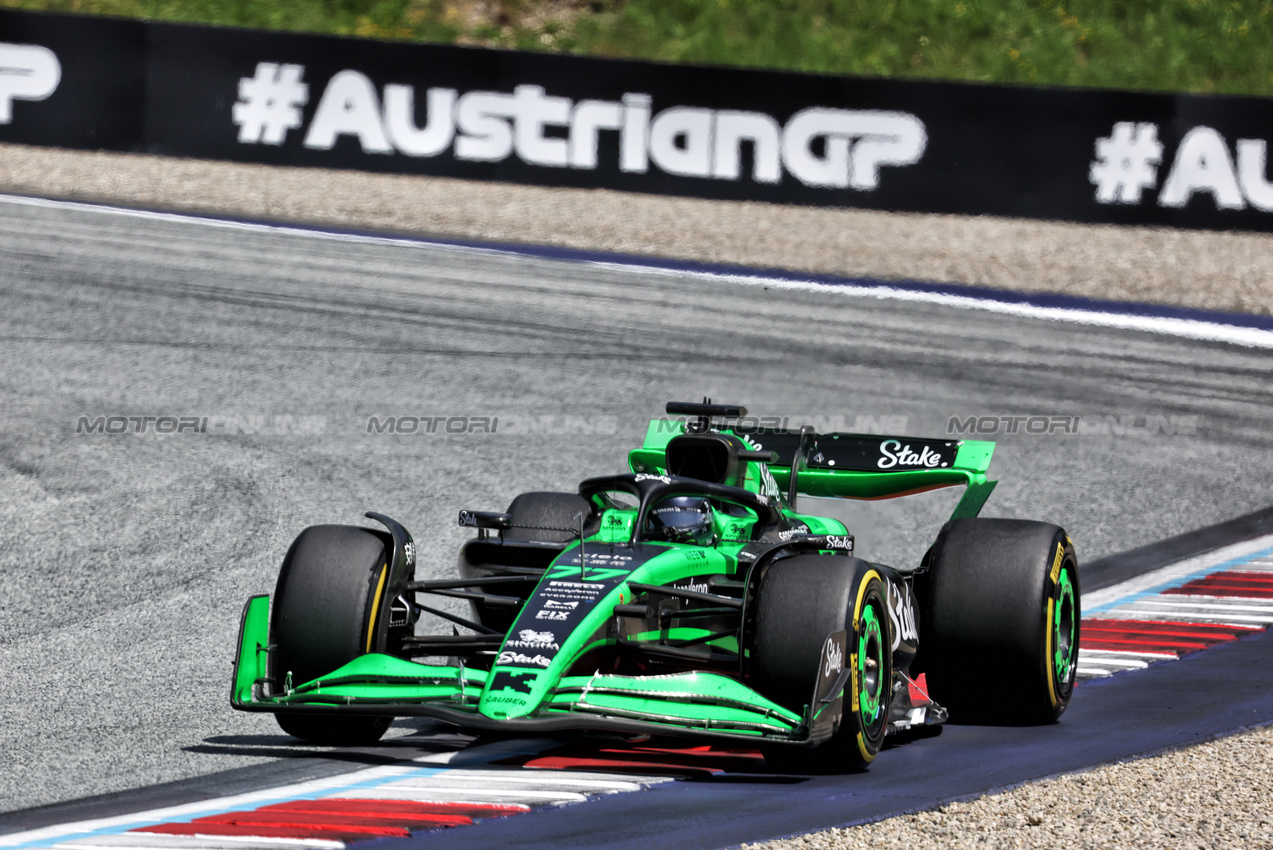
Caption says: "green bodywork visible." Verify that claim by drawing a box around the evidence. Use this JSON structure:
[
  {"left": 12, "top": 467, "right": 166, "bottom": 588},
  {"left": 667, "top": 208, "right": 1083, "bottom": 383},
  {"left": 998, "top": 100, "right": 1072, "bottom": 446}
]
[
  {"left": 630, "top": 419, "right": 995, "bottom": 510},
  {"left": 232, "top": 418, "right": 996, "bottom": 743}
]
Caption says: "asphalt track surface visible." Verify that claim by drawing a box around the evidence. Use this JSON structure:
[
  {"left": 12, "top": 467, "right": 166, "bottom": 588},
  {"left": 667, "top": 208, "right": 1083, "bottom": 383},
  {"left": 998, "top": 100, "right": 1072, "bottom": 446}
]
[
  {"left": 2, "top": 196, "right": 1273, "bottom": 818},
  {"left": 398, "top": 627, "right": 1273, "bottom": 850}
]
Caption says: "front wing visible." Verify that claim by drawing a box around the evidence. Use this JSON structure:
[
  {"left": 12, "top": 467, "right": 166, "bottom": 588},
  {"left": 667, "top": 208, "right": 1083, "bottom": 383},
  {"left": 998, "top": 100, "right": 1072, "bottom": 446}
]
[{"left": 232, "top": 595, "right": 835, "bottom": 746}]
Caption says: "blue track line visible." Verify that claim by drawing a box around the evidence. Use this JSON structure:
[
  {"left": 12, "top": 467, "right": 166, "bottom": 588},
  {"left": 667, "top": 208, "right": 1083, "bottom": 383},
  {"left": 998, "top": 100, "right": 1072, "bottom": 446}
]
[{"left": 1085, "top": 545, "right": 1273, "bottom": 615}]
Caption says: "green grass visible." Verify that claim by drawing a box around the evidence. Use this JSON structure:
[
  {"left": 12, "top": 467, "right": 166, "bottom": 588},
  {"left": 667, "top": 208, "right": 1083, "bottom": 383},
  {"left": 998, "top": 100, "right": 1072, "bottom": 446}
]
[{"left": 5, "top": 0, "right": 1273, "bottom": 96}]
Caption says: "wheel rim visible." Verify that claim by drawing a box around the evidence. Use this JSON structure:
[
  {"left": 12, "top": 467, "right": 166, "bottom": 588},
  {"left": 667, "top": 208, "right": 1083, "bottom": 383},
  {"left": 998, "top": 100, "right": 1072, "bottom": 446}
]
[
  {"left": 1052, "top": 564, "right": 1077, "bottom": 684},
  {"left": 857, "top": 602, "right": 886, "bottom": 726}
]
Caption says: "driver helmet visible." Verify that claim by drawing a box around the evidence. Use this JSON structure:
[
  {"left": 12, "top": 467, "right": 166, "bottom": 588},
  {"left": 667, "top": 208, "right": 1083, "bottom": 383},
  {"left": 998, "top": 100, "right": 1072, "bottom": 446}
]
[{"left": 646, "top": 496, "right": 715, "bottom": 545}]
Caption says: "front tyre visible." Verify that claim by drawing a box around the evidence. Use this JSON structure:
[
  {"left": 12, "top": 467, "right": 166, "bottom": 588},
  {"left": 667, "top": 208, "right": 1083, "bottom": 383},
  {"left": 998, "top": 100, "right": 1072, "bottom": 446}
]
[
  {"left": 920, "top": 519, "right": 1079, "bottom": 725},
  {"left": 750, "top": 556, "right": 891, "bottom": 773},
  {"left": 271, "top": 524, "right": 396, "bottom": 745}
]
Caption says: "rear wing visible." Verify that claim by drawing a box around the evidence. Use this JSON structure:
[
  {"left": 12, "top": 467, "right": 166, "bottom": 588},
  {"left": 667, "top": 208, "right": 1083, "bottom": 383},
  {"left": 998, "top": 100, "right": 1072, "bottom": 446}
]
[{"left": 630, "top": 419, "right": 997, "bottom": 521}]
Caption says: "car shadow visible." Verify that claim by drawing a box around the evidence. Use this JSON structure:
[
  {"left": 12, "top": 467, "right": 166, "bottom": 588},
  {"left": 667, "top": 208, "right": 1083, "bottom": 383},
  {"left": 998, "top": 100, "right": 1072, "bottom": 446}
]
[{"left": 186, "top": 721, "right": 479, "bottom": 765}]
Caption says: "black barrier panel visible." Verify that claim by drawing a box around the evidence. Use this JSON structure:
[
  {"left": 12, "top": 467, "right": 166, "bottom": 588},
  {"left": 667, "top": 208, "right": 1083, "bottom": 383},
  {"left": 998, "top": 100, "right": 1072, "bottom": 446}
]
[
  {"left": 4, "top": 8, "right": 1273, "bottom": 232},
  {"left": 0, "top": 11, "right": 145, "bottom": 150}
]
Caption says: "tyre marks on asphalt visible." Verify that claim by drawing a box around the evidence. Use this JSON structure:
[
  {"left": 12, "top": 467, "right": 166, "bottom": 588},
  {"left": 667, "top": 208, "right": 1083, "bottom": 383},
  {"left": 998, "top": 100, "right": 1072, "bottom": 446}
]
[{"left": 1077, "top": 534, "right": 1273, "bottom": 679}]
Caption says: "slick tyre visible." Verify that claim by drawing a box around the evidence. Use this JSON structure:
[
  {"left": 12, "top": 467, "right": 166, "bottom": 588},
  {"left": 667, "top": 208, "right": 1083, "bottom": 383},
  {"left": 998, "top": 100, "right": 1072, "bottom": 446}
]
[
  {"left": 919, "top": 519, "right": 1079, "bottom": 725},
  {"left": 270, "top": 524, "right": 395, "bottom": 746},
  {"left": 505, "top": 491, "right": 591, "bottom": 544},
  {"left": 751, "top": 555, "right": 891, "bottom": 773}
]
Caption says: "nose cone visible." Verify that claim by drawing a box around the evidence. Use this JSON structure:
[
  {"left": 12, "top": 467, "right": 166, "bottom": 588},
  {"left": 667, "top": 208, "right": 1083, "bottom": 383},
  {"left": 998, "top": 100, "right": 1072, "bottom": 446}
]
[{"left": 479, "top": 668, "right": 544, "bottom": 719}]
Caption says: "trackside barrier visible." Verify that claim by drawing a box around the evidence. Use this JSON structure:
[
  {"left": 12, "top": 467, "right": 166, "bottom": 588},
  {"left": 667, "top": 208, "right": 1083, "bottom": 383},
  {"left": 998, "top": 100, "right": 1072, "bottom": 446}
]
[{"left": 3, "top": 7, "right": 1273, "bottom": 232}]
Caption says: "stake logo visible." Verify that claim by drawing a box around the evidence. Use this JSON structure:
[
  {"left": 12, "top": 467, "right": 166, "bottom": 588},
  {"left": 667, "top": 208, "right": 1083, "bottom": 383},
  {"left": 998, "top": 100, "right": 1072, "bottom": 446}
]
[
  {"left": 877, "top": 439, "right": 948, "bottom": 469},
  {"left": 823, "top": 636, "right": 844, "bottom": 677},
  {"left": 0, "top": 43, "right": 60, "bottom": 124},
  {"left": 231, "top": 63, "right": 926, "bottom": 191},
  {"left": 497, "top": 651, "right": 552, "bottom": 667},
  {"left": 888, "top": 580, "right": 919, "bottom": 650}
]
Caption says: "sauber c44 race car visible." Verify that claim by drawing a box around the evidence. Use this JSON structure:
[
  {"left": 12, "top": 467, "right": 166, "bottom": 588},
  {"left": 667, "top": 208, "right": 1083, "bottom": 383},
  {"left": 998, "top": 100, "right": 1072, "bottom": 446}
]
[{"left": 232, "top": 401, "right": 1079, "bottom": 772}]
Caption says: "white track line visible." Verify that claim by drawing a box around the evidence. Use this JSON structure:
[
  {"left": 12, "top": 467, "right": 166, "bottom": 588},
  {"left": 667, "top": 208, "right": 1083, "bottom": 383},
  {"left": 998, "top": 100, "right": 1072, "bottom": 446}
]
[
  {"left": 1079, "top": 649, "right": 1175, "bottom": 662},
  {"left": 4, "top": 193, "right": 1272, "bottom": 349},
  {"left": 55, "top": 837, "right": 344, "bottom": 850}
]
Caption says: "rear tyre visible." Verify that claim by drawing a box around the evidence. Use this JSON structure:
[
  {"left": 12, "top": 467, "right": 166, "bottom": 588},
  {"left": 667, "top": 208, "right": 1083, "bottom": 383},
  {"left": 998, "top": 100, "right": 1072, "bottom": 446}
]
[
  {"left": 504, "top": 491, "right": 591, "bottom": 544},
  {"left": 919, "top": 518, "right": 1079, "bottom": 725},
  {"left": 750, "top": 555, "right": 891, "bottom": 773},
  {"left": 271, "top": 524, "right": 395, "bottom": 745}
]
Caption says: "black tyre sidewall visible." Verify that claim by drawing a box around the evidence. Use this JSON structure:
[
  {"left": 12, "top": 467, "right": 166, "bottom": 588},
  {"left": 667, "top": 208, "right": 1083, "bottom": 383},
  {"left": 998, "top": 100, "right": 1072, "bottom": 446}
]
[
  {"left": 920, "top": 518, "right": 1079, "bottom": 725},
  {"left": 270, "top": 524, "right": 394, "bottom": 745},
  {"left": 751, "top": 555, "right": 891, "bottom": 772}
]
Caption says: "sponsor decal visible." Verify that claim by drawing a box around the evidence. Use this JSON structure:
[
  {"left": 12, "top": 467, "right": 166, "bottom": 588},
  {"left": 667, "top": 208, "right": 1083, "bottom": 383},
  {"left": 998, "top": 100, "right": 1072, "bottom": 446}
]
[
  {"left": 543, "top": 579, "right": 605, "bottom": 601},
  {"left": 1091, "top": 121, "right": 1273, "bottom": 213},
  {"left": 824, "top": 535, "right": 854, "bottom": 551},
  {"left": 553, "top": 551, "right": 633, "bottom": 567},
  {"left": 777, "top": 523, "right": 812, "bottom": 542},
  {"left": 402, "top": 540, "right": 415, "bottom": 566},
  {"left": 535, "top": 610, "right": 569, "bottom": 621},
  {"left": 488, "top": 671, "right": 536, "bottom": 693},
  {"left": 877, "top": 439, "right": 949, "bottom": 469},
  {"left": 483, "top": 694, "right": 526, "bottom": 706},
  {"left": 823, "top": 635, "right": 844, "bottom": 677},
  {"left": 887, "top": 580, "right": 919, "bottom": 650},
  {"left": 542, "top": 599, "right": 577, "bottom": 610},
  {"left": 635, "top": 473, "right": 673, "bottom": 484},
  {"left": 497, "top": 650, "right": 552, "bottom": 667},
  {"left": 0, "top": 43, "right": 61, "bottom": 124},
  {"left": 673, "top": 579, "right": 710, "bottom": 595},
  {"left": 506, "top": 629, "right": 559, "bottom": 650},
  {"left": 230, "top": 63, "right": 926, "bottom": 192},
  {"left": 1049, "top": 542, "right": 1064, "bottom": 584},
  {"left": 757, "top": 463, "right": 782, "bottom": 501},
  {"left": 546, "top": 564, "right": 629, "bottom": 582}
]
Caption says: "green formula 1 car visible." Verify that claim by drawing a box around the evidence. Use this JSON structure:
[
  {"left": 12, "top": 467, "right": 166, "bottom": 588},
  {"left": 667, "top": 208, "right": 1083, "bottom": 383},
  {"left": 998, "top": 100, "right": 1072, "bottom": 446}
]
[{"left": 232, "top": 401, "right": 1079, "bottom": 772}]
